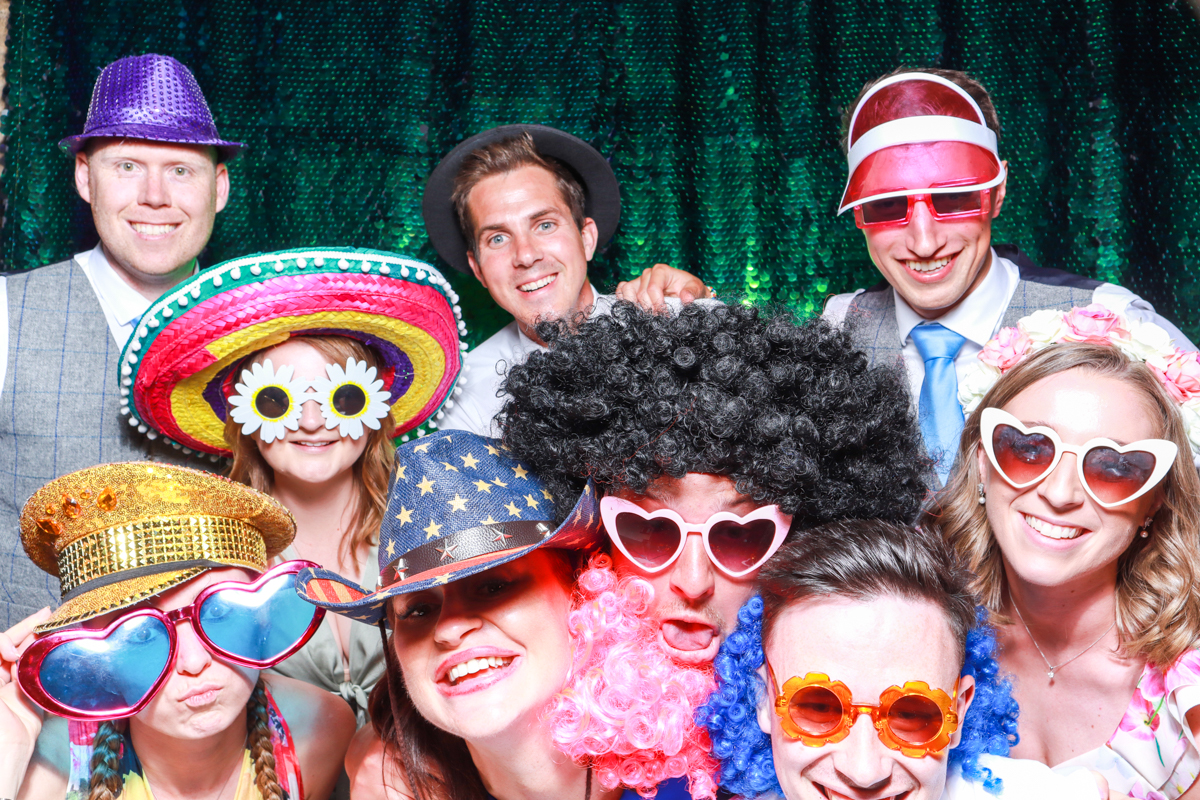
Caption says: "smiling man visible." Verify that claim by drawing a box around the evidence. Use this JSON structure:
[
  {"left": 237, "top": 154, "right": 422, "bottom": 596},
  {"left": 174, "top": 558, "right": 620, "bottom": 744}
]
[
  {"left": 824, "top": 69, "right": 1193, "bottom": 483},
  {"left": 699, "top": 520, "right": 1114, "bottom": 800},
  {"left": 423, "top": 124, "right": 707, "bottom": 437},
  {"left": 499, "top": 300, "right": 930, "bottom": 664},
  {"left": 0, "top": 54, "right": 240, "bottom": 627}
]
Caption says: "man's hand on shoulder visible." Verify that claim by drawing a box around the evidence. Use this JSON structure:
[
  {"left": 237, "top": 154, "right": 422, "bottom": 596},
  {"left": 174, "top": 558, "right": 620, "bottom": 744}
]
[{"left": 615, "top": 264, "right": 711, "bottom": 309}]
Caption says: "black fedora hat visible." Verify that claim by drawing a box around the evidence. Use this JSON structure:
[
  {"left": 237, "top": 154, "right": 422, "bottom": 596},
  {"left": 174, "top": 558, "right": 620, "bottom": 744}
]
[{"left": 421, "top": 124, "right": 621, "bottom": 274}]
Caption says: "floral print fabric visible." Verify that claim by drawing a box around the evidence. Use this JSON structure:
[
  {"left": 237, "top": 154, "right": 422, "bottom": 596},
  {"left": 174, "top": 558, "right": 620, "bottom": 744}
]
[{"left": 1052, "top": 650, "right": 1200, "bottom": 799}]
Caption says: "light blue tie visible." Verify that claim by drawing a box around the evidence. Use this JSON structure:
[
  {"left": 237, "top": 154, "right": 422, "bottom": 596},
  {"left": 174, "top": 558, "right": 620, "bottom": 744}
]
[{"left": 910, "top": 323, "right": 967, "bottom": 484}]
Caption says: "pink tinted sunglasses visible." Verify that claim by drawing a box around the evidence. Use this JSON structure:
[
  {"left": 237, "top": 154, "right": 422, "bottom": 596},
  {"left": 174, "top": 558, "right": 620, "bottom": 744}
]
[{"left": 599, "top": 496, "right": 791, "bottom": 578}]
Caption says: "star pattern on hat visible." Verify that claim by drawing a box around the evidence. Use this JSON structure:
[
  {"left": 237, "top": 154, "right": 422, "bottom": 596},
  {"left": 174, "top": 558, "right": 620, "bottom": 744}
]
[{"left": 342, "top": 433, "right": 600, "bottom": 621}]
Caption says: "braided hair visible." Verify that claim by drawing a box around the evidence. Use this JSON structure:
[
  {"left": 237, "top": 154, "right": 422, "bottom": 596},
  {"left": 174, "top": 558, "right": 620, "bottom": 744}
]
[
  {"left": 247, "top": 679, "right": 286, "bottom": 800},
  {"left": 86, "top": 721, "right": 124, "bottom": 800},
  {"left": 86, "top": 677, "right": 284, "bottom": 800}
]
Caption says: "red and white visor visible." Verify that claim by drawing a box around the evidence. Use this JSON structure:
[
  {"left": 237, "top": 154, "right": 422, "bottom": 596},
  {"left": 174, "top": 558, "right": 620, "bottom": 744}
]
[{"left": 838, "top": 72, "right": 1006, "bottom": 215}]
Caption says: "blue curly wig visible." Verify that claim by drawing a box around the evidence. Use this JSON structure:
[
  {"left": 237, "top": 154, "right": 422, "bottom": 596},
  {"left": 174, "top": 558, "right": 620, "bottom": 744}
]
[{"left": 696, "top": 597, "right": 1020, "bottom": 798}]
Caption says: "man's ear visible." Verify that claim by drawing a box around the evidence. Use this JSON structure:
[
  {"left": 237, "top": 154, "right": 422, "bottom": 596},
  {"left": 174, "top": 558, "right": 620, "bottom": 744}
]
[
  {"left": 214, "top": 162, "right": 230, "bottom": 214},
  {"left": 948, "top": 674, "right": 976, "bottom": 748},
  {"left": 580, "top": 217, "right": 598, "bottom": 261},
  {"left": 756, "top": 662, "right": 774, "bottom": 736},
  {"left": 75, "top": 152, "right": 92, "bottom": 203},
  {"left": 467, "top": 251, "right": 488, "bottom": 289},
  {"left": 990, "top": 166, "right": 1008, "bottom": 219}
]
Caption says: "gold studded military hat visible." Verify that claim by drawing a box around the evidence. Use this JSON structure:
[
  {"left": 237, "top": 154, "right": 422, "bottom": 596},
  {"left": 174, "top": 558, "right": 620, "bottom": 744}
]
[{"left": 20, "top": 462, "right": 295, "bottom": 632}]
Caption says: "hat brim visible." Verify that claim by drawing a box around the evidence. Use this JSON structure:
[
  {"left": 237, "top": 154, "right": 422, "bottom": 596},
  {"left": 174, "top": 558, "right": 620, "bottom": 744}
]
[
  {"left": 37, "top": 567, "right": 208, "bottom": 633},
  {"left": 838, "top": 141, "right": 1004, "bottom": 214},
  {"left": 123, "top": 249, "right": 464, "bottom": 455},
  {"left": 59, "top": 129, "right": 245, "bottom": 162},
  {"left": 298, "top": 481, "right": 601, "bottom": 625},
  {"left": 422, "top": 124, "right": 621, "bottom": 273}
]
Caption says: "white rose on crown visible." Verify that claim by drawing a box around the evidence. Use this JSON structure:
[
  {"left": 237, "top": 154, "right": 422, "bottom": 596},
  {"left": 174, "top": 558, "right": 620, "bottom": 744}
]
[{"left": 961, "top": 305, "right": 1200, "bottom": 456}]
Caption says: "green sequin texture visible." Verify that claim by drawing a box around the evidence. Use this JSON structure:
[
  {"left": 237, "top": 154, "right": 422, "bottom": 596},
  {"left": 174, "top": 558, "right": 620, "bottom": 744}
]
[{"left": 4, "top": 0, "right": 1200, "bottom": 344}]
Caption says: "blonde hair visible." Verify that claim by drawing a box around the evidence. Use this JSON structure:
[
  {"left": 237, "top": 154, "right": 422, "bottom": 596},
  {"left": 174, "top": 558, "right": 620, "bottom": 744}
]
[
  {"left": 924, "top": 343, "right": 1200, "bottom": 668},
  {"left": 225, "top": 335, "right": 395, "bottom": 564}
]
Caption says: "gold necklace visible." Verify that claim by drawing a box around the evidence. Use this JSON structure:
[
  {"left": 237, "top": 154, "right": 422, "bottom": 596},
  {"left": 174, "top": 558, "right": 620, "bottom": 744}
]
[{"left": 1011, "top": 600, "right": 1115, "bottom": 682}]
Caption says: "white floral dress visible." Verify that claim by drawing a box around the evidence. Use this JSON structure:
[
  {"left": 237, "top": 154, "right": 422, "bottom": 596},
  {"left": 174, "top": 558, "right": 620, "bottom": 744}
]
[{"left": 1051, "top": 651, "right": 1200, "bottom": 799}]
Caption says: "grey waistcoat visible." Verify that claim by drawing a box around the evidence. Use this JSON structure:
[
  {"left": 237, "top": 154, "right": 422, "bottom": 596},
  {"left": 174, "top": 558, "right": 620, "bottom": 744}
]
[
  {"left": 843, "top": 245, "right": 1103, "bottom": 369},
  {"left": 0, "top": 259, "right": 209, "bottom": 627}
]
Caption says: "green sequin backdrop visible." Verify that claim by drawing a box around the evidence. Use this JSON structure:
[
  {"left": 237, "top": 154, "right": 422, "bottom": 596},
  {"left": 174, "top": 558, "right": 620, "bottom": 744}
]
[{"left": 3, "top": 0, "right": 1200, "bottom": 345}]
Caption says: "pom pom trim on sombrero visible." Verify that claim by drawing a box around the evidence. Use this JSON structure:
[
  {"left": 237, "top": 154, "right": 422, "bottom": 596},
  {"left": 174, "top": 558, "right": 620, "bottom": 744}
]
[{"left": 120, "top": 248, "right": 469, "bottom": 457}]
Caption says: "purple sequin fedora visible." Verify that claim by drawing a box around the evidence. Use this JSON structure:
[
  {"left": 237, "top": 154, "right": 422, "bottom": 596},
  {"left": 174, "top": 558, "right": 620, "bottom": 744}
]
[{"left": 60, "top": 54, "right": 245, "bottom": 162}]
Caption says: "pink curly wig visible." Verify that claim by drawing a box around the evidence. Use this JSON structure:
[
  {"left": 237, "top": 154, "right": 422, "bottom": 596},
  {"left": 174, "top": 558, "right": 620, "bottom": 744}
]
[{"left": 547, "top": 555, "right": 719, "bottom": 799}]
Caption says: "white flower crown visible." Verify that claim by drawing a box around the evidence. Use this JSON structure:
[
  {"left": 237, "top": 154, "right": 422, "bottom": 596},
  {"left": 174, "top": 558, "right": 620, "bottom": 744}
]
[{"left": 958, "top": 304, "right": 1200, "bottom": 456}]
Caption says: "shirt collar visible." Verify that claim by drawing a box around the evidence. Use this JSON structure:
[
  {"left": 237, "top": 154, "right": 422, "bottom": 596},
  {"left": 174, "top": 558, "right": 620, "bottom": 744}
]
[
  {"left": 80, "top": 246, "right": 153, "bottom": 327},
  {"left": 893, "top": 248, "right": 1018, "bottom": 346},
  {"left": 79, "top": 246, "right": 199, "bottom": 327}
]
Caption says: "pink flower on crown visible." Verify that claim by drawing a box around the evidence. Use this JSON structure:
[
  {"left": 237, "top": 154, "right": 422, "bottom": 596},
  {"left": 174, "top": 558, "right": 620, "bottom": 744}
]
[
  {"left": 978, "top": 327, "right": 1032, "bottom": 371},
  {"left": 1062, "top": 304, "right": 1126, "bottom": 344},
  {"left": 1151, "top": 349, "right": 1200, "bottom": 404}
]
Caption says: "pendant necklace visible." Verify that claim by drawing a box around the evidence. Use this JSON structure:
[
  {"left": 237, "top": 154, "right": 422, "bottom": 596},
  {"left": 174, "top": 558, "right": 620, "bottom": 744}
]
[{"left": 1011, "top": 599, "right": 1115, "bottom": 682}]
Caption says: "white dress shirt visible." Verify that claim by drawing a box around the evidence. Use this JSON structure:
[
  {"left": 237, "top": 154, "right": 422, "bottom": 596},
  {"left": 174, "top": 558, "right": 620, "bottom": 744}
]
[
  {"left": 823, "top": 248, "right": 1197, "bottom": 402},
  {"left": 439, "top": 285, "right": 616, "bottom": 437},
  {"left": 0, "top": 245, "right": 194, "bottom": 401},
  {"left": 941, "top": 754, "right": 1101, "bottom": 799}
]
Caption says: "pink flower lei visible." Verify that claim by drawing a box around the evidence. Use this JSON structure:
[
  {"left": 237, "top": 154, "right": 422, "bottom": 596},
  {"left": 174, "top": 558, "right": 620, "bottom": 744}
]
[{"left": 957, "top": 304, "right": 1200, "bottom": 456}]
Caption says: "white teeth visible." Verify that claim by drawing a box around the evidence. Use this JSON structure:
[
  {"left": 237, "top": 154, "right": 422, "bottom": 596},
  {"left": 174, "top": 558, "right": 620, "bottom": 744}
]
[
  {"left": 1024, "top": 514, "right": 1083, "bottom": 540},
  {"left": 518, "top": 274, "right": 556, "bottom": 292},
  {"left": 447, "top": 656, "right": 514, "bottom": 684},
  {"left": 906, "top": 256, "right": 952, "bottom": 273},
  {"left": 131, "top": 223, "right": 177, "bottom": 236},
  {"left": 820, "top": 788, "right": 903, "bottom": 800}
]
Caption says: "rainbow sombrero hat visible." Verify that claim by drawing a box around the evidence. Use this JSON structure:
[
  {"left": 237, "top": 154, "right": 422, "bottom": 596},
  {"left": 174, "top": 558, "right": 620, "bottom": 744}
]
[{"left": 121, "top": 248, "right": 466, "bottom": 457}]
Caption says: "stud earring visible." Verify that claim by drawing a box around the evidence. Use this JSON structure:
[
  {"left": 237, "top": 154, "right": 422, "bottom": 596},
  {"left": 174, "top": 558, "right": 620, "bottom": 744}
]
[
  {"left": 1138, "top": 517, "right": 1153, "bottom": 538},
  {"left": 977, "top": 483, "right": 987, "bottom": 505}
]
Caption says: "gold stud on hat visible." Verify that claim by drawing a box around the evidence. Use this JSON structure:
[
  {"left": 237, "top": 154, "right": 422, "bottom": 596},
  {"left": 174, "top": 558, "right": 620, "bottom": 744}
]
[{"left": 20, "top": 462, "right": 296, "bottom": 632}]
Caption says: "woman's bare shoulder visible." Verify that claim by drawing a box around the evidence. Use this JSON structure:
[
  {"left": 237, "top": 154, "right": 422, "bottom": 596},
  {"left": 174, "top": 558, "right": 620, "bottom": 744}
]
[{"left": 346, "top": 724, "right": 417, "bottom": 800}]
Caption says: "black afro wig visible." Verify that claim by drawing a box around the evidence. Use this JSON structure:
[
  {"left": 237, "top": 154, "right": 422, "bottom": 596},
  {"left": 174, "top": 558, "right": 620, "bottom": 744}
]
[{"left": 499, "top": 301, "right": 931, "bottom": 528}]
